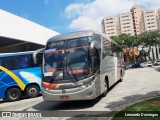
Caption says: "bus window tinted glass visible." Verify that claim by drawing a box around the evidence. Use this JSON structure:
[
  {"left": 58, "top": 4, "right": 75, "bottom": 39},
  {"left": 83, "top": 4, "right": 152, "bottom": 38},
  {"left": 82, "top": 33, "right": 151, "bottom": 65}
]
[
  {"left": 5, "top": 55, "right": 31, "bottom": 70},
  {"left": 93, "top": 46, "right": 100, "bottom": 72},
  {"left": 112, "top": 43, "right": 122, "bottom": 53},
  {"left": 47, "top": 41, "right": 64, "bottom": 50},
  {"left": 44, "top": 41, "right": 64, "bottom": 72},
  {"left": 0, "top": 58, "right": 4, "bottom": 72},
  {"left": 102, "top": 37, "right": 113, "bottom": 58},
  {"left": 5, "top": 57, "right": 16, "bottom": 70},
  {"left": 67, "top": 37, "right": 90, "bottom": 48},
  {"left": 16, "top": 55, "right": 31, "bottom": 69},
  {"left": 36, "top": 52, "right": 43, "bottom": 66},
  {"left": 0, "top": 58, "right": 4, "bottom": 66},
  {"left": 66, "top": 37, "right": 91, "bottom": 78}
]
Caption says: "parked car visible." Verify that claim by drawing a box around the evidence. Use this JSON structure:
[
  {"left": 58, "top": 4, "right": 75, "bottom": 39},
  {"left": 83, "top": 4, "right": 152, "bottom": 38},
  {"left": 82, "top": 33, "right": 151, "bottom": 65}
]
[
  {"left": 132, "top": 63, "right": 142, "bottom": 68},
  {"left": 140, "top": 61, "right": 152, "bottom": 67},
  {"left": 125, "top": 64, "right": 132, "bottom": 69},
  {"left": 154, "top": 60, "right": 160, "bottom": 66}
]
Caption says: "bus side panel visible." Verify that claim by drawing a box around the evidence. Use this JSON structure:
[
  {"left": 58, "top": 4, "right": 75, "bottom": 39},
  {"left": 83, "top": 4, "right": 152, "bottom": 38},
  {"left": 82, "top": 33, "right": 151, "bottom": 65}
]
[
  {"left": 114, "top": 56, "right": 118, "bottom": 81},
  {"left": 94, "top": 70, "right": 101, "bottom": 98},
  {"left": 0, "top": 67, "right": 42, "bottom": 99},
  {"left": 0, "top": 71, "right": 18, "bottom": 99},
  {"left": 100, "top": 56, "right": 115, "bottom": 89},
  {"left": 117, "top": 57, "right": 121, "bottom": 81},
  {"left": 12, "top": 67, "right": 42, "bottom": 91}
]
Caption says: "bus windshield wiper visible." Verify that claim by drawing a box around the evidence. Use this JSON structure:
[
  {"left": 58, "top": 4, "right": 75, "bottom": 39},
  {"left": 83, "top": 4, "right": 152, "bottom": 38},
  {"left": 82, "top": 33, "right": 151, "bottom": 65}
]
[
  {"left": 66, "top": 63, "right": 78, "bottom": 81},
  {"left": 49, "top": 69, "right": 57, "bottom": 83},
  {"left": 49, "top": 67, "right": 64, "bottom": 83},
  {"left": 64, "top": 52, "right": 78, "bottom": 81}
]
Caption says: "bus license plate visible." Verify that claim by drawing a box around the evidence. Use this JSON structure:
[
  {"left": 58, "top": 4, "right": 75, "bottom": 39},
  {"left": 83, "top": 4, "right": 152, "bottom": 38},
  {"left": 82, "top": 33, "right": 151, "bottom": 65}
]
[{"left": 60, "top": 96, "right": 69, "bottom": 99}]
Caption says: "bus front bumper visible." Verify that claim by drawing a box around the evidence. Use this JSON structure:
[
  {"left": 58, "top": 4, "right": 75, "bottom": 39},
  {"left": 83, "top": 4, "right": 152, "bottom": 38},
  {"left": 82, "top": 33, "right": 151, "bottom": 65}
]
[{"left": 42, "top": 81, "right": 96, "bottom": 101}]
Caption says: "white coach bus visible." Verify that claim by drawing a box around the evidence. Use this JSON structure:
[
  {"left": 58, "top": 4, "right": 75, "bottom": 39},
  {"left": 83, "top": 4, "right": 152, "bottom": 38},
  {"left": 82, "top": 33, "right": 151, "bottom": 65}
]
[{"left": 34, "top": 30, "right": 125, "bottom": 101}]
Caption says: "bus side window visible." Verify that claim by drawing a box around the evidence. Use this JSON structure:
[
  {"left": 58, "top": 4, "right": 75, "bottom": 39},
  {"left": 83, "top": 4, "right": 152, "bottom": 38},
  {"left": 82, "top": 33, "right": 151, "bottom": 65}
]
[
  {"left": 5, "top": 56, "right": 16, "bottom": 70},
  {"left": 102, "top": 37, "right": 113, "bottom": 58},
  {"left": 36, "top": 53, "right": 43, "bottom": 66},
  {"left": 93, "top": 34, "right": 101, "bottom": 62},
  {"left": 16, "top": 55, "right": 31, "bottom": 69},
  {"left": 112, "top": 43, "right": 123, "bottom": 58},
  {"left": 0, "top": 58, "right": 5, "bottom": 72},
  {"left": 93, "top": 44, "right": 100, "bottom": 72}
]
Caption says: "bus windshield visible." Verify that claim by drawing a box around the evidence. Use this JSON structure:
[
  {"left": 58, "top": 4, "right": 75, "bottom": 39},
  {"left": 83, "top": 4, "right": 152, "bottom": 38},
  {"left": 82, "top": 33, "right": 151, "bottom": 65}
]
[{"left": 44, "top": 37, "right": 92, "bottom": 81}]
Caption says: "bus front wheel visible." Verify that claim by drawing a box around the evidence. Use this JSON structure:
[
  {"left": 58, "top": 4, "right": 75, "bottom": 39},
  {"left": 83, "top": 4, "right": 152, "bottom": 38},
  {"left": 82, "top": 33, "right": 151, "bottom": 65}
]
[
  {"left": 120, "top": 71, "right": 123, "bottom": 82},
  {"left": 102, "top": 79, "right": 109, "bottom": 97},
  {"left": 6, "top": 88, "right": 22, "bottom": 102},
  {"left": 26, "top": 85, "right": 39, "bottom": 98}
]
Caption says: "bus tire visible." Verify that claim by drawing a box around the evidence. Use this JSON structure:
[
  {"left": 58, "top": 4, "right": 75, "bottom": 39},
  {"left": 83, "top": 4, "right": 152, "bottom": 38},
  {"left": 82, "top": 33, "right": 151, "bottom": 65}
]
[
  {"left": 120, "top": 71, "right": 123, "bottom": 82},
  {"left": 26, "top": 85, "right": 39, "bottom": 98},
  {"left": 6, "top": 88, "right": 22, "bottom": 102},
  {"left": 102, "top": 78, "right": 109, "bottom": 97}
]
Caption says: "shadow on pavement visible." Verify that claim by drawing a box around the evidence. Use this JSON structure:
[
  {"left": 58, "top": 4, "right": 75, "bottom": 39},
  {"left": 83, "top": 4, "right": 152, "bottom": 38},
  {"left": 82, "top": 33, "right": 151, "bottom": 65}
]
[
  {"left": 32, "top": 96, "right": 102, "bottom": 111},
  {"left": 23, "top": 79, "right": 160, "bottom": 119},
  {"left": 0, "top": 99, "right": 6, "bottom": 104},
  {"left": 105, "top": 90, "right": 160, "bottom": 111},
  {"left": 0, "top": 94, "right": 42, "bottom": 104}
]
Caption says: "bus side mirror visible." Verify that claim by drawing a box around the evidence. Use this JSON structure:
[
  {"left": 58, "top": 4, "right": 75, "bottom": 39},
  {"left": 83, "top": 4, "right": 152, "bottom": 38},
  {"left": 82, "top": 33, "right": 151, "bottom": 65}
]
[
  {"left": 89, "top": 41, "right": 96, "bottom": 57},
  {"left": 33, "top": 48, "right": 44, "bottom": 65}
]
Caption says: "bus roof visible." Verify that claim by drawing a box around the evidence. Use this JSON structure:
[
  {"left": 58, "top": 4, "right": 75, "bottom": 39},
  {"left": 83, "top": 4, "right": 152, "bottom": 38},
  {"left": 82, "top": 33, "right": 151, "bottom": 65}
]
[
  {"left": 47, "top": 30, "right": 123, "bottom": 49},
  {"left": 48, "top": 30, "right": 95, "bottom": 42},
  {"left": 0, "top": 51, "right": 34, "bottom": 58}
]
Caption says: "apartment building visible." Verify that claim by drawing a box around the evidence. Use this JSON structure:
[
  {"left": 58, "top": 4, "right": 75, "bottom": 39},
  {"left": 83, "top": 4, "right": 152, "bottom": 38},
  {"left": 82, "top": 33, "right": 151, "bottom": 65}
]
[
  {"left": 102, "top": 6, "right": 160, "bottom": 36},
  {"left": 119, "top": 12, "right": 135, "bottom": 36},
  {"left": 131, "top": 6, "right": 145, "bottom": 35},
  {"left": 143, "top": 9, "right": 158, "bottom": 31},
  {"left": 157, "top": 8, "right": 160, "bottom": 29},
  {"left": 101, "top": 17, "right": 118, "bottom": 37},
  {"left": 116, "top": 17, "right": 121, "bottom": 35}
]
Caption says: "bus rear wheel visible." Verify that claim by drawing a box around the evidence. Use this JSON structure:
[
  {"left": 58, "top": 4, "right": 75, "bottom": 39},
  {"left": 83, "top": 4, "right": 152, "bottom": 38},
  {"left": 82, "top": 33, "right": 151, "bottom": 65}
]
[
  {"left": 26, "top": 85, "right": 39, "bottom": 98},
  {"left": 102, "top": 80, "right": 109, "bottom": 97},
  {"left": 6, "top": 88, "right": 22, "bottom": 102},
  {"left": 120, "top": 71, "right": 123, "bottom": 82}
]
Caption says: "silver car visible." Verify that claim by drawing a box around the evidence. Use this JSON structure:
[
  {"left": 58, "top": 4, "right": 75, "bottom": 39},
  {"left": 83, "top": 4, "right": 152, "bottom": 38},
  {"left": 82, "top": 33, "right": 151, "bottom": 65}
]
[
  {"left": 154, "top": 60, "right": 160, "bottom": 66},
  {"left": 140, "top": 62, "right": 152, "bottom": 67}
]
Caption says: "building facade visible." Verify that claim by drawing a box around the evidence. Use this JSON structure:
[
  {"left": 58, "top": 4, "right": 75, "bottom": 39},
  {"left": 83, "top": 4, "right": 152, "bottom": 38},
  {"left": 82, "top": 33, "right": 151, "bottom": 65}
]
[
  {"left": 131, "top": 6, "right": 145, "bottom": 36},
  {"left": 143, "top": 9, "right": 158, "bottom": 31},
  {"left": 119, "top": 12, "right": 135, "bottom": 36},
  {"left": 102, "top": 6, "right": 160, "bottom": 37},
  {"left": 101, "top": 17, "right": 118, "bottom": 37},
  {"left": 157, "top": 9, "right": 160, "bottom": 29}
]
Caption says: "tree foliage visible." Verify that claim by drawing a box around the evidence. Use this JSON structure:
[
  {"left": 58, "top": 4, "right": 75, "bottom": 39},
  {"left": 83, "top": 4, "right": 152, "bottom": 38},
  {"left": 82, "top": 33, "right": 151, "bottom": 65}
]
[
  {"left": 111, "top": 29, "right": 160, "bottom": 49},
  {"left": 111, "top": 33, "right": 138, "bottom": 49},
  {"left": 111, "top": 29, "right": 160, "bottom": 62},
  {"left": 138, "top": 30, "right": 160, "bottom": 48},
  {"left": 138, "top": 30, "right": 160, "bottom": 60}
]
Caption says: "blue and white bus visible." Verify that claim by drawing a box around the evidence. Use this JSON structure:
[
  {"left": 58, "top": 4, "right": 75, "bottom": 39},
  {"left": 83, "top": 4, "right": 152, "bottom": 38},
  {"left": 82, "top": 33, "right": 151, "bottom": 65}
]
[{"left": 0, "top": 51, "right": 42, "bottom": 101}]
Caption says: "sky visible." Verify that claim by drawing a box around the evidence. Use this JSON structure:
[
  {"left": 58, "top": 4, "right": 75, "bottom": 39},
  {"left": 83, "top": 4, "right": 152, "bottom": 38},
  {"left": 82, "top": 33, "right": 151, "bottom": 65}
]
[{"left": 0, "top": 0, "right": 160, "bottom": 34}]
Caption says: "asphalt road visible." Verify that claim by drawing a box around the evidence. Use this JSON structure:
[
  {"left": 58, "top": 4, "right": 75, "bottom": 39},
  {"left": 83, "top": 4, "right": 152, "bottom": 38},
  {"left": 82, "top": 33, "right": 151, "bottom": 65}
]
[{"left": 0, "top": 67, "right": 160, "bottom": 120}]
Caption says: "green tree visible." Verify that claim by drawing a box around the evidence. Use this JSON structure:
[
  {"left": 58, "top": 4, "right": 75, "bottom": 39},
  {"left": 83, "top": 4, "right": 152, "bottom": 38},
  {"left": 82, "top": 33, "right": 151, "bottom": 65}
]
[
  {"left": 111, "top": 30, "right": 160, "bottom": 62},
  {"left": 138, "top": 29, "right": 160, "bottom": 60},
  {"left": 111, "top": 33, "right": 138, "bottom": 49}
]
